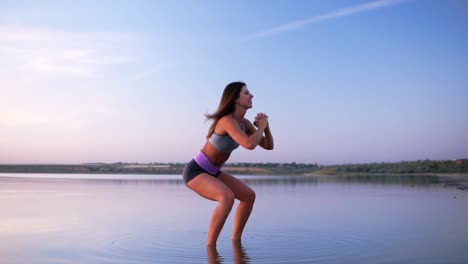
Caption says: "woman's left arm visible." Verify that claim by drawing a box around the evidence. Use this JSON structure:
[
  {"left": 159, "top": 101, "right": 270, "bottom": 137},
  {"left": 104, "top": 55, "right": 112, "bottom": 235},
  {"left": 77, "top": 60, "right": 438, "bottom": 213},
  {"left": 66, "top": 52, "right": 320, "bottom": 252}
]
[
  {"left": 259, "top": 126, "right": 274, "bottom": 150},
  {"left": 244, "top": 117, "right": 274, "bottom": 150}
]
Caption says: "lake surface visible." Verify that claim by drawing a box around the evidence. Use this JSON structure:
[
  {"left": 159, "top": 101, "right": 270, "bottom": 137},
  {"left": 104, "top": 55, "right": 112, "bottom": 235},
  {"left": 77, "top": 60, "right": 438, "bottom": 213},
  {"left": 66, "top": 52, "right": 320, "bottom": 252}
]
[{"left": 1, "top": 173, "right": 467, "bottom": 264}]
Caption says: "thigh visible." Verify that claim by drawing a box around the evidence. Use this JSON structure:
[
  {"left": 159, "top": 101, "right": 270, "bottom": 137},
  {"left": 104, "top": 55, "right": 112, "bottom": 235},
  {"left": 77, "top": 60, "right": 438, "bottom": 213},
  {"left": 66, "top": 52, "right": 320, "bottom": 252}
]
[
  {"left": 187, "top": 173, "right": 233, "bottom": 202},
  {"left": 217, "top": 172, "right": 255, "bottom": 201}
]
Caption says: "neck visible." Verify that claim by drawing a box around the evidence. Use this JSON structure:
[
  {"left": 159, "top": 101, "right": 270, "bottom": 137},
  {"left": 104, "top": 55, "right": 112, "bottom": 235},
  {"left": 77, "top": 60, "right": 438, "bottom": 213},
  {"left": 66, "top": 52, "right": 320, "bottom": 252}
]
[{"left": 232, "top": 107, "right": 247, "bottom": 122}]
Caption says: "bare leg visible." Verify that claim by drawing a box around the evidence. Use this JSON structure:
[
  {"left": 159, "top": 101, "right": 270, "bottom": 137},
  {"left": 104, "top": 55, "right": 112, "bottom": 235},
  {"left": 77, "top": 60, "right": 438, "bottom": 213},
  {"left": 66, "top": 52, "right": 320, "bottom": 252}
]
[
  {"left": 187, "top": 173, "right": 235, "bottom": 245},
  {"left": 218, "top": 172, "right": 256, "bottom": 240}
]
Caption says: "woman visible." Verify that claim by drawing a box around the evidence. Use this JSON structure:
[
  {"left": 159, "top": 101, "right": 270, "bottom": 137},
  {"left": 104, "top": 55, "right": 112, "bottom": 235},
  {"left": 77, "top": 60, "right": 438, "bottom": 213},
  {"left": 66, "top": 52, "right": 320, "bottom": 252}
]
[{"left": 183, "top": 81, "right": 274, "bottom": 246}]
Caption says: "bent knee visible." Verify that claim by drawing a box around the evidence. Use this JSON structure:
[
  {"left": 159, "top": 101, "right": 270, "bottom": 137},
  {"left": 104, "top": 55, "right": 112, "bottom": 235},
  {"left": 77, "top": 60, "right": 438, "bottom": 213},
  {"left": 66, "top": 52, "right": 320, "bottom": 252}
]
[
  {"left": 219, "top": 191, "right": 235, "bottom": 206},
  {"left": 241, "top": 189, "right": 256, "bottom": 203}
]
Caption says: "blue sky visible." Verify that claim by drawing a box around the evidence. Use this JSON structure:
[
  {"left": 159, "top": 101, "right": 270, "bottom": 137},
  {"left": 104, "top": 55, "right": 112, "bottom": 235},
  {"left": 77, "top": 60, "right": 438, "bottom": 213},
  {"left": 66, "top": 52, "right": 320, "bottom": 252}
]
[{"left": 1, "top": 0, "right": 467, "bottom": 164}]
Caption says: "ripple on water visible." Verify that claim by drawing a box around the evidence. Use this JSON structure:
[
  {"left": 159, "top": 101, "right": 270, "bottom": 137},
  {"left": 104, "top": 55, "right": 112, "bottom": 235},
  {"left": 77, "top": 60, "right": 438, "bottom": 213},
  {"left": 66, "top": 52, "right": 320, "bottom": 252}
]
[
  {"left": 89, "top": 226, "right": 208, "bottom": 264},
  {"left": 84, "top": 225, "right": 386, "bottom": 264},
  {"left": 244, "top": 226, "right": 386, "bottom": 264}
]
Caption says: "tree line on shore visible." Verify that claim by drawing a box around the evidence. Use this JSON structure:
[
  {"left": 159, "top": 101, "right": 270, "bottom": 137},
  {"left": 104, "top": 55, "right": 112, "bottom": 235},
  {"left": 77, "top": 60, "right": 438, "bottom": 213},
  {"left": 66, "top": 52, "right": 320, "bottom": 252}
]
[
  {"left": 0, "top": 159, "right": 466, "bottom": 175},
  {"left": 331, "top": 159, "right": 468, "bottom": 174}
]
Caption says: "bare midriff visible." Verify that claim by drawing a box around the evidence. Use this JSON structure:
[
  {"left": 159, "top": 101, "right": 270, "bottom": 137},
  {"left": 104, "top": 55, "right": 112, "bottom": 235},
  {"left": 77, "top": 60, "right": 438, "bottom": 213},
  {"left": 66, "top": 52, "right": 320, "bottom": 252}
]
[{"left": 201, "top": 141, "right": 231, "bottom": 167}]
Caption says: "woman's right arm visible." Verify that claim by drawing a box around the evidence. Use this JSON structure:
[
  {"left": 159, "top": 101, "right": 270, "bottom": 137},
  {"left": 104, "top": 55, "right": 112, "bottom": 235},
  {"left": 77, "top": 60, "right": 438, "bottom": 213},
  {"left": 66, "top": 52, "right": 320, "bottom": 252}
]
[{"left": 221, "top": 116, "right": 267, "bottom": 150}]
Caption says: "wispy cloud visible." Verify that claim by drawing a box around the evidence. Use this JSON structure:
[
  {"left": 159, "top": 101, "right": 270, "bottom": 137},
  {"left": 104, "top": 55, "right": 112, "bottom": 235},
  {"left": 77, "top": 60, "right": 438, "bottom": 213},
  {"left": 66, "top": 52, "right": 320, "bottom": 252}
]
[
  {"left": 0, "top": 104, "right": 114, "bottom": 129},
  {"left": 0, "top": 25, "right": 132, "bottom": 78},
  {"left": 0, "top": 104, "right": 91, "bottom": 129},
  {"left": 244, "top": 0, "right": 410, "bottom": 40},
  {"left": 0, "top": 79, "right": 115, "bottom": 129},
  {"left": 0, "top": 25, "right": 141, "bottom": 129}
]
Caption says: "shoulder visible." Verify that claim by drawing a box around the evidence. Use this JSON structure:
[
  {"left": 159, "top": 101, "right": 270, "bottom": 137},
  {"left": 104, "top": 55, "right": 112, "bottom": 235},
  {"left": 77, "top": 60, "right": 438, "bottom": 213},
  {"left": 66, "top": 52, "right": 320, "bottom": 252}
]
[
  {"left": 218, "top": 115, "right": 235, "bottom": 126},
  {"left": 215, "top": 115, "right": 236, "bottom": 134}
]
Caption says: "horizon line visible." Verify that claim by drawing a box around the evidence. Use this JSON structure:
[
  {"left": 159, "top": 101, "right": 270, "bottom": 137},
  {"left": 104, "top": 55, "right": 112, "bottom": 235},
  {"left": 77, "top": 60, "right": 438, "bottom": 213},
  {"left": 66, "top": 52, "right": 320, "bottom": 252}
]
[{"left": 0, "top": 158, "right": 466, "bottom": 166}]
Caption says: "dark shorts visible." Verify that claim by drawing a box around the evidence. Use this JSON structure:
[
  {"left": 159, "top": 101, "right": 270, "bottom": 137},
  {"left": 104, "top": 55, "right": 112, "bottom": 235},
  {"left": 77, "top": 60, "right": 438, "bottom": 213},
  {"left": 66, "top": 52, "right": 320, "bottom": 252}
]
[{"left": 183, "top": 159, "right": 221, "bottom": 184}]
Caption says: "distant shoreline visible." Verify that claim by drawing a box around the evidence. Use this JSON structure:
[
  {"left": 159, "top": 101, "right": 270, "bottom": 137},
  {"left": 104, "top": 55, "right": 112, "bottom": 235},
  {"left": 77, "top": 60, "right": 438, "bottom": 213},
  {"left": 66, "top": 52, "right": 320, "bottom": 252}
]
[
  {"left": 1, "top": 162, "right": 467, "bottom": 190},
  {"left": 0, "top": 159, "right": 467, "bottom": 176}
]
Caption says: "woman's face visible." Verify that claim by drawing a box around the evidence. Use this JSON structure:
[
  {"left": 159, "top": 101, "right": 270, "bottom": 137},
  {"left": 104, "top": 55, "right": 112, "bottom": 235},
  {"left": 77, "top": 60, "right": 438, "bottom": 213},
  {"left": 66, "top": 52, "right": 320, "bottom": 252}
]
[{"left": 236, "top": 86, "right": 254, "bottom": 109}]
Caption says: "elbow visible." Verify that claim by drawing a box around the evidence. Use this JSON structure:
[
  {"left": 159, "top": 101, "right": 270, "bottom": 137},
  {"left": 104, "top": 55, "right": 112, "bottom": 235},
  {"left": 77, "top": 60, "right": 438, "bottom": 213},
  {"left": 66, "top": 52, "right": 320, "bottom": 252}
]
[
  {"left": 244, "top": 142, "right": 257, "bottom": 150},
  {"left": 245, "top": 143, "right": 256, "bottom": 150},
  {"left": 265, "top": 145, "right": 274, "bottom": 150}
]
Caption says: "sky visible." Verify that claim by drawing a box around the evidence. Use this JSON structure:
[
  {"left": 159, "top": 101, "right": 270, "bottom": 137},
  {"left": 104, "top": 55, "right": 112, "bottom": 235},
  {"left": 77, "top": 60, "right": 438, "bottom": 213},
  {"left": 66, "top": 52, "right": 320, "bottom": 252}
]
[{"left": 0, "top": 0, "right": 467, "bottom": 165}]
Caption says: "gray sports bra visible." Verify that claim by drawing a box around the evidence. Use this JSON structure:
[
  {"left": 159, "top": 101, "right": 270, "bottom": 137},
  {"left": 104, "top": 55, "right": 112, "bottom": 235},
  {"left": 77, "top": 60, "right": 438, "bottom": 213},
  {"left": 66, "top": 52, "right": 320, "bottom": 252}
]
[{"left": 209, "top": 122, "right": 246, "bottom": 153}]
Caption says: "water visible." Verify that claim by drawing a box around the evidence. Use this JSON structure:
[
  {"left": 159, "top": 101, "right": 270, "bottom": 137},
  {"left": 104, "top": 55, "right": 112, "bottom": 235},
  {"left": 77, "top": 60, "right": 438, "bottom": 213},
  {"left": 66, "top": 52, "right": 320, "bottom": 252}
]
[{"left": 1, "top": 173, "right": 467, "bottom": 264}]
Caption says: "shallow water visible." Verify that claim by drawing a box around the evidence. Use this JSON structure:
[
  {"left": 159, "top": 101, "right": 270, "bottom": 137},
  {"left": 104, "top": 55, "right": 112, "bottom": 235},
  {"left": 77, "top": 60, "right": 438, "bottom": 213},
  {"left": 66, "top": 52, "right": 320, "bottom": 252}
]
[{"left": 1, "top": 173, "right": 467, "bottom": 264}]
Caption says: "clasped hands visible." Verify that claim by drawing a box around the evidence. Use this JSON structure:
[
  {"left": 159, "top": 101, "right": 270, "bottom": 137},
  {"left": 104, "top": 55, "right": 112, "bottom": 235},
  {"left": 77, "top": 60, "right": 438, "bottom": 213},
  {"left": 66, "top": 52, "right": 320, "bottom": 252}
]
[{"left": 253, "top": 112, "right": 269, "bottom": 129}]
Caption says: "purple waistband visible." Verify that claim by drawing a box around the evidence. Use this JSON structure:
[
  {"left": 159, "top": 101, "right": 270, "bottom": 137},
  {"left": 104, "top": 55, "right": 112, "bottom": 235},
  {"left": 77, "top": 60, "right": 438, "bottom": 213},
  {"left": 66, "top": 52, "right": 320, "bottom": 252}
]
[{"left": 194, "top": 151, "right": 220, "bottom": 175}]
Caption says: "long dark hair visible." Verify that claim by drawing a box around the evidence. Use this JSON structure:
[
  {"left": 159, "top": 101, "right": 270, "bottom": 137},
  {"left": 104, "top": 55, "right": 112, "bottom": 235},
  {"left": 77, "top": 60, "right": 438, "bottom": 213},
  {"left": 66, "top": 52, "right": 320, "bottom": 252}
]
[{"left": 205, "top": 81, "right": 246, "bottom": 138}]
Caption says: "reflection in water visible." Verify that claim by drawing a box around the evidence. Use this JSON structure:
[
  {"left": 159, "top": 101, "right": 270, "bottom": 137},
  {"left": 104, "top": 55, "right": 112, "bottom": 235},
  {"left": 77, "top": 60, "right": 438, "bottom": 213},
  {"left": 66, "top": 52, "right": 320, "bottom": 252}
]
[
  {"left": 206, "top": 245, "right": 223, "bottom": 264},
  {"left": 206, "top": 241, "right": 250, "bottom": 264},
  {"left": 232, "top": 240, "right": 250, "bottom": 264},
  {"left": 3, "top": 173, "right": 466, "bottom": 189},
  {"left": 241, "top": 174, "right": 442, "bottom": 187}
]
